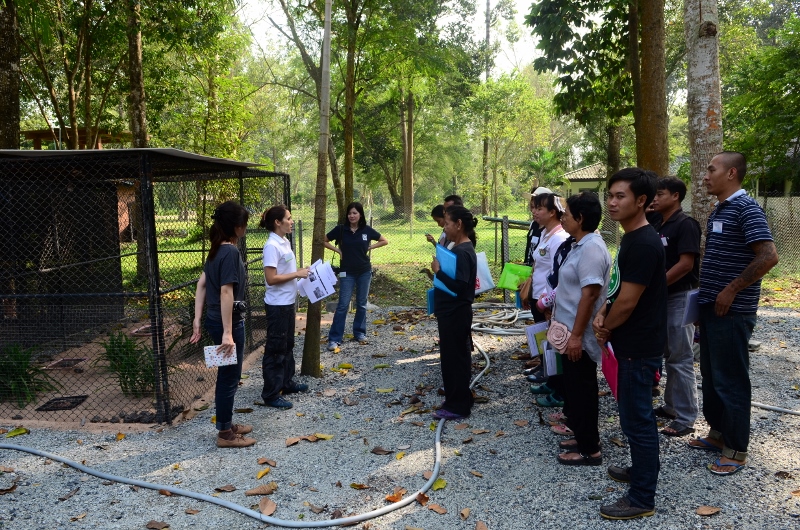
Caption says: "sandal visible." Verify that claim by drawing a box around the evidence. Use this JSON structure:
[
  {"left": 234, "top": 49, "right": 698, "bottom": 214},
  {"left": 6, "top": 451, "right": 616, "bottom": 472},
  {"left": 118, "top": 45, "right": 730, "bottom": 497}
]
[
  {"left": 557, "top": 451, "right": 602, "bottom": 466},
  {"left": 551, "top": 423, "right": 574, "bottom": 436},
  {"left": 654, "top": 406, "right": 676, "bottom": 420},
  {"left": 536, "top": 394, "right": 564, "bottom": 407},
  {"left": 558, "top": 438, "right": 578, "bottom": 450},
  {"left": 660, "top": 421, "right": 695, "bottom": 437},
  {"left": 547, "top": 411, "right": 568, "bottom": 425},
  {"left": 707, "top": 457, "right": 745, "bottom": 476},
  {"left": 687, "top": 437, "right": 723, "bottom": 452}
]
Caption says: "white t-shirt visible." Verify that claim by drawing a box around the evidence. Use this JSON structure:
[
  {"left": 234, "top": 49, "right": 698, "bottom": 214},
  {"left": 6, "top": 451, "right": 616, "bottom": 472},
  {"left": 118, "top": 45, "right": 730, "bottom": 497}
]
[
  {"left": 531, "top": 225, "right": 568, "bottom": 301},
  {"left": 262, "top": 232, "right": 298, "bottom": 306}
]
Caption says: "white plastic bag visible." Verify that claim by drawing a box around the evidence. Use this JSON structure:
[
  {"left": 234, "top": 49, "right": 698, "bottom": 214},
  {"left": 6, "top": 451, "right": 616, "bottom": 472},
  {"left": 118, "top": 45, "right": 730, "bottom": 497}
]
[{"left": 475, "top": 252, "right": 495, "bottom": 294}]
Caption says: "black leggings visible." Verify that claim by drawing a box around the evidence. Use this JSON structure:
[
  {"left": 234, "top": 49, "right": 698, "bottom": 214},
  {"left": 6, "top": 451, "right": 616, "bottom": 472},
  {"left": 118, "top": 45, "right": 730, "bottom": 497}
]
[{"left": 436, "top": 305, "right": 474, "bottom": 416}]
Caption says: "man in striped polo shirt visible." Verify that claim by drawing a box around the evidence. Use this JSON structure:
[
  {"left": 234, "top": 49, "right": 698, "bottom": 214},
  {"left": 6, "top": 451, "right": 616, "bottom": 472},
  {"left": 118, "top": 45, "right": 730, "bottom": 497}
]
[{"left": 688, "top": 151, "right": 779, "bottom": 476}]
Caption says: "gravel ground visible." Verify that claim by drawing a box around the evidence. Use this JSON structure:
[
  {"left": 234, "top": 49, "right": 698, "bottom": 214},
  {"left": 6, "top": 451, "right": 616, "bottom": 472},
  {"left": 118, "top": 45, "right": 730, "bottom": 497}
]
[{"left": 1, "top": 305, "right": 800, "bottom": 530}]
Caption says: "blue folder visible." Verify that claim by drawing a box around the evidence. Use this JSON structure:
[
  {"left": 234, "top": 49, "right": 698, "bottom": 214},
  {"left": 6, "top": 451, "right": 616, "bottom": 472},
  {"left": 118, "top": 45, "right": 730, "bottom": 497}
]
[{"left": 432, "top": 244, "right": 457, "bottom": 297}]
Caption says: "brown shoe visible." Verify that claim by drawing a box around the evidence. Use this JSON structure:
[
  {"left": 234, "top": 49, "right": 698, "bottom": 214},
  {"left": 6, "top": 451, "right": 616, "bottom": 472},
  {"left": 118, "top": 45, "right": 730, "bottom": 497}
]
[
  {"left": 217, "top": 433, "right": 256, "bottom": 448},
  {"left": 232, "top": 424, "right": 253, "bottom": 435}
]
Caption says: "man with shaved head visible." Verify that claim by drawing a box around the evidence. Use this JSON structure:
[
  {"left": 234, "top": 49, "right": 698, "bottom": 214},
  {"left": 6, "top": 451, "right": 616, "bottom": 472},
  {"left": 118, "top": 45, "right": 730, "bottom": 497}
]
[{"left": 687, "top": 151, "right": 779, "bottom": 476}]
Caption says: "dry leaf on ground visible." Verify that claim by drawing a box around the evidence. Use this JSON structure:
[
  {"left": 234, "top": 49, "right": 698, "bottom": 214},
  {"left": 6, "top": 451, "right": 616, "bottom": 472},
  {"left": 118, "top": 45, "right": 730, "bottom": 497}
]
[
  {"left": 792, "top": 490, "right": 800, "bottom": 497},
  {"left": 428, "top": 503, "right": 447, "bottom": 514},
  {"left": 432, "top": 478, "right": 447, "bottom": 490},
  {"left": 416, "top": 492, "right": 429, "bottom": 506},
  {"left": 323, "top": 389, "right": 337, "bottom": 397},
  {"left": 58, "top": 488, "right": 79, "bottom": 501},
  {"left": 422, "top": 470, "right": 433, "bottom": 480},
  {"left": 257, "top": 458, "right": 277, "bottom": 467},
  {"left": 472, "top": 429, "right": 489, "bottom": 434},
  {"left": 371, "top": 446, "right": 393, "bottom": 455},
  {"left": 259, "top": 497, "right": 277, "bottom": 516},
  {"left": 115, "top": 433, "right": 125, "bottom": 442},
  {"left": 460, "top": 507, "right": 471, "bottom": 520},
  {"left": 462, "top": 436, "right": 474, "bottom": 444},
  {"left": 454, "top": 424, "right": 469, "bottom": 430},
  {"left": 343, "top": 396, "right": 359, "bottom": 406},
  {"left": 469, "top": 470, "right": 483, "bottom": 478},
  {"left": 350, "top": 483, "right": 370, "bottom": 490},
  {"left": 308, "top": 503, "right": 326, "bottom": 514},
  {"left": 245, "top": 482, "right": 278, "bottom": 496},
  {"left": 314, "top": 433, "right": 334, "bottom": 440},
  {"left": 476, "top": 521, "right": 488, "bottom": 530},
  {"left": 513, "top": 420, "right": 528, "bottom": 427},
  {"left": 609, "top": 437, "right": 625, "bottom": 447},
  {"left": 158, "top": 489, "right": 172, "bottom": 496},
  {"left": 285, "top": 437, "right": 301, "bottom": 447},
  {"left": 69, "top": 514, "right": 86, "bottom": 522},
  {"left": 185, "top": 509, "right": 199, "bottom": 515},
  {"left": 396, "top": 452, "right": 406, "bottom": 460},
  {"left": 696, "top": 505, "right": 721, "bottom": 516},
  {"left": 385, "top": 486, "right": 407, "bottom": 503},
  {"left": 214, "top": 484, "right": 236, "bottom": 492},
  {"left": 145, "top": 522, "right": 169, "bottom": 529},
  {"left": 256, "top": 468, "right": 271, "bottom": 479}
]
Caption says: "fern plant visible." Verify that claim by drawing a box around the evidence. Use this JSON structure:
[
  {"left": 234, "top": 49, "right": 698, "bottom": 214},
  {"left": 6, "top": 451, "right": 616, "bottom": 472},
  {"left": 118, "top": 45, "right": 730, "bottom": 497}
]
[
  {"left": 97, "top": 332, "right": 155, "bottom": 398},
  {"left": 0, "top": 344, "right": 61, "bottom": 408}
]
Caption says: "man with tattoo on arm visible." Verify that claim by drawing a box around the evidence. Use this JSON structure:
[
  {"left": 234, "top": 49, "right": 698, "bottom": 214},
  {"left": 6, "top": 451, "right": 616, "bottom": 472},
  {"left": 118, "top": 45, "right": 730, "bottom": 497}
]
[{"left": 687, "top": 151, "right": 779, "bottom": 476}]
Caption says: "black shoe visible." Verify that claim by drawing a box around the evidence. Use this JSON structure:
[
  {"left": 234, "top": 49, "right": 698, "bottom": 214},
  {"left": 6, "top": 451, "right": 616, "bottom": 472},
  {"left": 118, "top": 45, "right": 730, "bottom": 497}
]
[
  {"left": 259, "top": 397, "right": 293, "bottom": 409},
  {"left": 522, "top": 367, "right": 541, "bottom": 376},
  {"left": 283, "top": 382, "right": 309, "bottom": 394},
  {"left": 600, "top": 497, "right": 654, "bottom": 520},
  {"left": 607, "top": 465, "right": 631, "bottom": 483}
]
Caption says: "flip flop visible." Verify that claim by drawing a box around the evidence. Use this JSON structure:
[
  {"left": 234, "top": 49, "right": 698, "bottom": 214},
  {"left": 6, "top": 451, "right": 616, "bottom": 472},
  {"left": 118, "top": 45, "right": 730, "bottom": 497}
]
[
  {"left": 661, "top": 421, "right": 695, "bottom": 437},
  {"left": 551, "top": 423, "right": 575, "bottom": 436},
  {"left": 686, "top": 437, "right": 723, "bottom": 452},
  {"left": 557, "top": 451, "right": 603, "bottom": 466},
  {"left": 558, "top": 437, "right": 578, "bottom": 450},
  {"left": 707, "top": 457, "right": 745, "bottom": 476}
]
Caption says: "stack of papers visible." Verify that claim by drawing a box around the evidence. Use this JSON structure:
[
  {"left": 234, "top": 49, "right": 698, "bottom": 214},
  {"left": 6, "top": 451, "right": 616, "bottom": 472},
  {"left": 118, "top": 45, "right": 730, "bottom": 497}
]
[{"left": 297, "top": 260, "right": 338, "bottom": 303}]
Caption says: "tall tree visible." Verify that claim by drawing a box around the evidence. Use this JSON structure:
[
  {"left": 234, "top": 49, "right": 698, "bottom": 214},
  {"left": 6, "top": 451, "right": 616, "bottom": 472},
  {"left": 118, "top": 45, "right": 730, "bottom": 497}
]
[
  {"left": 684, "top": 0, "right": 722, "bottom": 232},
  {"left": 637, "top": 0, "right": 669, "bottom": 174},
  {"left": 0, "top": 0, "right": 20, "bottom": 149},
  {"left": 127, "top": 0, "right": 147, "bottom": 148}
]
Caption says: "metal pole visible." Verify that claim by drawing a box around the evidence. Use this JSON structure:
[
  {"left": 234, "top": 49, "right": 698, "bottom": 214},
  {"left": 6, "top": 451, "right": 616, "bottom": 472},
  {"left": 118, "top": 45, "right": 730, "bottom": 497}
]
[
  {"left": 238, "top": 170, "right": 252, "bottom": 353},
  {"left": 297, "top": 219, "right": 304, "bottom": 268},
  {"left": 502, "top": 215, "right": 510, "bottom": 304}
]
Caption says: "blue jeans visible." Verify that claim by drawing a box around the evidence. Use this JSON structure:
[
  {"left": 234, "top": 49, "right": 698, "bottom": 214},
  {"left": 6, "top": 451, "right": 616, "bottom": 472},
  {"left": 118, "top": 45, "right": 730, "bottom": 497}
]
[
  {"left": 205, "top": 318, "right": 245, "bottom": 431},
  {"left": 698, "top": 303, "right": 756, "bottom": 455},
  {"left": 328, "top": 270, "right": 372, "bottom": 343},
  {"left": 663, "top": 291, "right": 699, "bottom": 429},
  {"left": 617, "top": 355, "right": 661, "bottom": 509}
]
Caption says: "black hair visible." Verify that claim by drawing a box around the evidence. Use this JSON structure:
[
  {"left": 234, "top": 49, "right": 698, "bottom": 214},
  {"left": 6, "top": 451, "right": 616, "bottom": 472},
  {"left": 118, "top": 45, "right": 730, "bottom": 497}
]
[
  {"left": 657, "top": 177, "right": 687, "bottom": 202},
  {"left": 342, "top": 201, "right": 367, "bottom": 228},
  {"left": 208, "top": 201, "right": 249, "bottom": 261},
  {"left": 259, "top": 204, "right": 289, "bottom": 232},
  {"left": 607, "top": 167, "right": 658, "bottom": 209},
  {"left": 718, "top": 151, "right": 747, "bottom": 182},
  {"left": 443, "top": 195, "right": 463, "bottom": 207},
  {"left": 566, "top": 192, "right": 602, "bottom": 232},
  {"left": 535, "top": 193, "right": 565, "bottom": 221},
  {"left": 431, "top": 204, "right": 445, "bottom": 219},
  {"left": 446, "top": 206, "right": 478, "bottom": 247}
]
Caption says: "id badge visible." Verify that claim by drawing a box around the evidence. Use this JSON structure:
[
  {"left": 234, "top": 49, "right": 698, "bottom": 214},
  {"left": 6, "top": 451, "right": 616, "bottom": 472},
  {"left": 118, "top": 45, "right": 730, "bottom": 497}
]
[
  {"left": 712, "top": 221, "right": 723, "bottom": 233},
  {"left": 338, "top": 271, "right": 347, "bottom": 278},
  {"left": 660, "top": 236, "right": 668, "bottom": 246}
]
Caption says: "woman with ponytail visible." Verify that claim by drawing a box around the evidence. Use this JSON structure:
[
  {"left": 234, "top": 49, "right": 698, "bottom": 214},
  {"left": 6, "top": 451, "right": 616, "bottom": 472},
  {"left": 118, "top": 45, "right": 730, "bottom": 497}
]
[
  {"left": 190, "top": 201, "right": 255, "bottom": 448},
  {"left": 430, "top": 206, "right": 478, "bottom": 420}
]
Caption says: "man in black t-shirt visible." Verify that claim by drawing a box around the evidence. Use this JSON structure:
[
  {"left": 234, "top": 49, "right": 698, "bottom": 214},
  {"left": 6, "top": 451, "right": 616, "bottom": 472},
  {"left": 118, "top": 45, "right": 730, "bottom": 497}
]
[
  {"left": 593, "top": 168, "right": 666, "bottom": 520},
  {"left": 650, "top": 177, "right": 701, "bottom": 437}
]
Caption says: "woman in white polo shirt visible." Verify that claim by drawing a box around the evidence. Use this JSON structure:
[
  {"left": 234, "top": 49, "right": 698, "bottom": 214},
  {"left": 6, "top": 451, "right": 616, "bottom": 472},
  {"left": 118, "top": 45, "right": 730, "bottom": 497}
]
[{"left": 259, "top": 205, "right": 309, "bottom": 410}]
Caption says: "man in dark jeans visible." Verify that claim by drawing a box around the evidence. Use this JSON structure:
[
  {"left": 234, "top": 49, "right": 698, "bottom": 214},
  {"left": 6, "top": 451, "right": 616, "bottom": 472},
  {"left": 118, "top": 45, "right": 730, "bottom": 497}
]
[
  {"left": 593, "top": 168, "right": 667, "bottom": 520},
  {"left": 687, "top": 151, "right": 778, "bottom": 474}
]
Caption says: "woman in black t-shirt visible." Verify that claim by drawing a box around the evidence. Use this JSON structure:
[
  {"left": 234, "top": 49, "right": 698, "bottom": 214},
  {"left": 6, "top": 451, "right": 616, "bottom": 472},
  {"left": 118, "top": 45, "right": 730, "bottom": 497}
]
[
  {"left": 431, "top": 206, "right": 478, "bottom": 421},
  {"left": 323, "top": 202, "right": 388, "bottom": 350},
  {"left": 190, "top": 201, "right": 255, "bottom": 449}
]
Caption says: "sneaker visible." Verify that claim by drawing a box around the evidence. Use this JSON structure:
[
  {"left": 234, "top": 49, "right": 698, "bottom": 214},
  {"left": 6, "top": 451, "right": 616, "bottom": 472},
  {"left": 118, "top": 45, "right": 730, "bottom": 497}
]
[
  {"left": 283, "top": 382, "right": 309, "bottom": 394},
  {"left": 327, "top": 342, "right": 340, "bottom": 351},
  {"left": 432, "top": 408, "right": 467, "bottom": 421},
  {"left": 600, "top": 497, "right": 654, "bottom": 520},
  {"left": 354, "top": 335, "right": 368, "bottom": 343},
  {"left": 529, "top": 383, "right": 553, "bottom": 395},
  {"left": 231, "top": 423, "right": 253, "bottom": 435},
  {"left": 262, "top": 397, "right": 293, "bottom": 409},
  {"left": 607, "top": 465, "right": 631, "bottom": 483},
  {"left": 217, "top": 433, "right": 256, "bottom": 448}
]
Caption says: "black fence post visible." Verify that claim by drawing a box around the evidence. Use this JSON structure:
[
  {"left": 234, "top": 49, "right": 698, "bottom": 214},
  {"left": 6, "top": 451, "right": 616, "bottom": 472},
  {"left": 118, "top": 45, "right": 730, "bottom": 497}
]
[{"left": 139, "top": 152, "right": 171, "bottom": 425}]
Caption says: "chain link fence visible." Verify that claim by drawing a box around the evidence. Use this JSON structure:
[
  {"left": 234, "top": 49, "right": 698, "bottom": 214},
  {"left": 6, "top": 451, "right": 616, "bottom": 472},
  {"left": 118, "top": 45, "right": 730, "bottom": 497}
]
[{"left": 0, "top": 150, "right": 289, "bottom": 425}]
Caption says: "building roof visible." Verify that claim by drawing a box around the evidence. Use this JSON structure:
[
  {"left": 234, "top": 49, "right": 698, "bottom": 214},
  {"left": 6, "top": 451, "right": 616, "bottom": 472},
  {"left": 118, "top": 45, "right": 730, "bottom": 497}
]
[
  {"left": 562, "top": 162, "right": 606, "bottom": 182},
  {"left": 0, "top": 148, "right": 260, "bottom": 169}
]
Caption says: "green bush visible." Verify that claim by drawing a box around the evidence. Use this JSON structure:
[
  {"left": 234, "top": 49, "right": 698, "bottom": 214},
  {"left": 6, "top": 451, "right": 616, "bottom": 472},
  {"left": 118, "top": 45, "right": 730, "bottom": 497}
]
[
  {"left": 0, "top": 344, "right": 61, "bottom": 408},
  {"left": 97, "top": 332, "right": 155, "bottom": 398}
]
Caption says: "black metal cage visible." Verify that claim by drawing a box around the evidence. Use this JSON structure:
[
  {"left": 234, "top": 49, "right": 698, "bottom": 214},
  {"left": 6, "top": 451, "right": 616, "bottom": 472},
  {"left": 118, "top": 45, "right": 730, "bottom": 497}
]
[{"left": 0, "top": 149, "right": 289, "bottom": 424}]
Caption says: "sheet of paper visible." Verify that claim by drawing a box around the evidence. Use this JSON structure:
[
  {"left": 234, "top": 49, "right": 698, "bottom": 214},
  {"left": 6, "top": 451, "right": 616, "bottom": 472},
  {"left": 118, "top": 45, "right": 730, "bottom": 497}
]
[{"left": 682, "top": 288, "right": 699, "bottom": 326}]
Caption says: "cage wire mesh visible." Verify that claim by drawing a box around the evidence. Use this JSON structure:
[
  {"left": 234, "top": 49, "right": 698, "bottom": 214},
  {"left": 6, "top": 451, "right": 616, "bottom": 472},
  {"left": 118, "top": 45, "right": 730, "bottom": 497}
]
[{"left": 0, "top": 150, "right": 289, "bottom": 425}]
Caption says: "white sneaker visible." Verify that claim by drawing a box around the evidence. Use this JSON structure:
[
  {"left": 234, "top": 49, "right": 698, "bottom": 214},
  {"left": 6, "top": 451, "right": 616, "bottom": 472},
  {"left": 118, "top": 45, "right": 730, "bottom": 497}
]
[{"left": 327, "top": 342, "right": 340, "bottom": 351}]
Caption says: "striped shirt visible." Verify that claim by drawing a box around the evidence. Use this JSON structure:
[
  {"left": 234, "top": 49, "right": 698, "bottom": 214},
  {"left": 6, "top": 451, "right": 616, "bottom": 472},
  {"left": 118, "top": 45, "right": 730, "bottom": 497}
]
[{"left": 698, "top": 190, "right": 773, "bottom": 313}]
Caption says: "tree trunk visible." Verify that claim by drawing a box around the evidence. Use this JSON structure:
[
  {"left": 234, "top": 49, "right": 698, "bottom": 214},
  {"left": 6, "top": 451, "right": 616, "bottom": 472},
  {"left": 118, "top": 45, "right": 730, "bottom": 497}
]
[
  {"left": 127, "top": 0, "right": 147, "bottom": 148},
  {"left": 342, "top": 0, "right": 363, "bottom": 208},
  {"left": 684, "top": 0, "right": 722, "bottom": 238},
  {"left": 401, "top": 90, "right": 414, "bottom": 221},
  {"left": 0, "top": 0, "right": 20, "bottom": 150},
  {"left": 327, "top": 136, "right": 344, "bottom": 219},
  {"left": 638, "top": 0, "right": 669, "bottom": 175},
  {"left": 606, "top": 123, "right": 622, "bottom": 176}
]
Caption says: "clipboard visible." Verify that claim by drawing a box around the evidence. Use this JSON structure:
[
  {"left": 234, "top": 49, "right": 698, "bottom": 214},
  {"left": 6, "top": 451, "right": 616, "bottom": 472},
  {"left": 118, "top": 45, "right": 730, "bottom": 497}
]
[{"left": 682, "top": 288, "right": 699, "bottom": 326}]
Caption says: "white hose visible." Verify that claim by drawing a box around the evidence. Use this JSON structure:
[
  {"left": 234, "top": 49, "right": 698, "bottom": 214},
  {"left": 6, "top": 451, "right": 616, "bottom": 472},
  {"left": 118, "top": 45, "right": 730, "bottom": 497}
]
[{"left": 0, "top": 345, "right": 492, "bottom": 528}]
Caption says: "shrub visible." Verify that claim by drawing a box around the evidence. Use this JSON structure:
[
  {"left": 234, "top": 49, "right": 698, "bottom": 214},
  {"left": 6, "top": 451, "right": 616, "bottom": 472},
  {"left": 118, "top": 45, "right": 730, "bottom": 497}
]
[
  {"left": 0, "top": 344, "right": 61, "bottom": 408},
  {"left": 97, "top": 332, "right": 155, "bottom": 398}
]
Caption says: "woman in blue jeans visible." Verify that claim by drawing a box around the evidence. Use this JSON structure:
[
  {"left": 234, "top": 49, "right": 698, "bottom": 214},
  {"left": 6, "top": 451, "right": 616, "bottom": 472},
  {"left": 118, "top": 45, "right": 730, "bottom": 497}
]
[
  {"left": 190, "top": 201, "right": 255, "bottom": 448},
  {"left": 323, "top": 202, "right": 388, "bottom": 350}
]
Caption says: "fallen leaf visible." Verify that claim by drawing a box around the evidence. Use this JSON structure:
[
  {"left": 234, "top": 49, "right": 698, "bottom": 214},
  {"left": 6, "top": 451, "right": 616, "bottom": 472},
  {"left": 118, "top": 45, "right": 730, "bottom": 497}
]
[
  {"left": 332, "top": 509, "right": 343, "bottom": 519},
  {"left": 343, "top": 396, "right": 359, "bottom": 406},
  {"left": 0, "top": 479, "right": 18, "bottom": 495},
  {"left": 609, "top": 437, "right": 625, "bottom": 447},
  {"left": 411, "top": 421, "right": 425, "bottom": 427},
  {"left": 432, "top": 478, "right": 447, "bottom": 491},
  {"left": 422, "top": 470, "right": 433, "bottom": 480},
  {"left": 513, "top": 420, "right": 528, "bottom": 427},
  {"left": 405, "top": 527, "right": 424, "bottom": 530},
  {"left": 376, "top": 387, "right": 394, "bottom": 393},
  {"left": 323, "top": 389, "right": 337, "bottom": 397},
  {"left": 308, "top": 487, "right": 318, "bottom": 492},
  {"left": 495, "top": 431, "right": 505, "bottom": 437},
  {"left": 792, "top": 490, "right": 800, "bottom": 497},
  {"left": 259, "top": 497, "right": 277, "bottom": 516},
  {"left": 185, "top": 508, "right": 199, "bottom": 515},
  {"left": 158, "top": 489, "right": 172, "bottom": 496},
  {"left": 130, "top": 485, "right": 139, "bottom": 492},
  {"left": 476, "top": 521, "right": 489, "bottom": 530},
  {"left": 472, "top": 429, "right": 490, "bottom": 435},
  {"left": 371, "top": 446, "right": 393, "bottom": 455},
  {"left": 214, "top": 484, "right": 236, "bottom": 492},
  {"left": 301, "top": 435, "right": 319, "bottom": 442},
  {"left": 338, "top": 363, "right": 354, "bottom": 369},
  {"left": 373, "top": 364, "right": 391, "bottom": 369},
  {"left": 256, "top": 467, "right": 271, "bottom": 479},
  {"left": 454, "top": 424, "right": 469, "bottom": 430},
  {"left": 371, "top": 353, "right": 387, "bottom": 358},
  {"left": 257, "top": 458, "right": 277, "bottom": 467},
  {"left": 460, "top": 507, "right": 471, "bottom": 520},
  {"left": 469, "top": 470, "right": 483, "bottom": 478},
  {"left": 385, "top": 486, "right": 407, "bottom": 503},
  {"left": 58, "top": 487, "right": 79, "bottom": 501},
  {"left": 0, "top": 429, "right": 6, "bottom": 435},
  {"left": 286, "top": 437, "right": 301, "bottom": 447},
  {"left": 416, "top": 492, "right": 429, "bottom": 506},
  {"left": 194, "top": 404, "right": 209, "bottom": 411},
  {"left": 0, "top": 466, "right": 13, "bottom": 473},
  {"left": 70, "top": 513, "right": 86, "bottom": 522},
  {"left": 696, "top": 505, "right": 721, "bottom": 516},
  {"left": 314, "top": 433, "right": 334, "bottom": 440},
  {"left": 308, "top": 503, "right": 326, "bottom": 514},
  {"left": 372, "top": 319, "right": 386, "bottom": 325},
  {"left": 5, "top": 427, "right": 29, "bottom": 438},
  {"left": 779, "top": 341, "right": 787, "bottom": 348},
  {"left": 245, "top": 482, "right": 278, "bottom": 496},
  {"left": 397, "top": 444, "right": 411, "bottom": 450},
  {"left": 428, "top": 503, "right": 447, "bottom": 514},
  {"left": 115, "top": 433, "right": 125, "bottom": 442},
  {"left": 350, "top": 483, "right": 370, "bottom": 490},
  {"left": 462, "top": 436, "right": 474, "bottom": 444},
  {"left": 145, "top": 521, "right": 169, "bottom": 529},
  {"left": 775, "top": 471, "right": 794, "bottom": 479},
  {"left": 396, "top": 452, "right": 406, "bottom": 460}
]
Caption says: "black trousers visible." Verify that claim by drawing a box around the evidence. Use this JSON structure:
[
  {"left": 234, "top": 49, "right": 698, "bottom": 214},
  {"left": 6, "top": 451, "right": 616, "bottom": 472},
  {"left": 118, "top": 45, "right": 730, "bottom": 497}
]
[
  {"left": 261, "top": 303, "right": 296, "bottom": 401},
  {"left": 436, "top": 305, "right": 474, "bottom": 416},
  {"left": 562, "top": 350, "right": 600, "bottom": 454}
]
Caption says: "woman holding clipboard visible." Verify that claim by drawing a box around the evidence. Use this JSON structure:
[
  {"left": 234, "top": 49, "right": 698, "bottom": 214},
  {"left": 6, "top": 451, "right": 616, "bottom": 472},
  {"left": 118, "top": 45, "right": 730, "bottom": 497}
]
[{"left": 430, "top": 206, "right": 478, "bottom": 421}]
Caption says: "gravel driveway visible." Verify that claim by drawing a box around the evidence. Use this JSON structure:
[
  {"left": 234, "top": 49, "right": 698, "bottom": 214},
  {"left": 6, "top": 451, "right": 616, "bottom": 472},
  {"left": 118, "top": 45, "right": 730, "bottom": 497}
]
[{"left": 1, "top": 305, "right": 799, "bottom": 530}]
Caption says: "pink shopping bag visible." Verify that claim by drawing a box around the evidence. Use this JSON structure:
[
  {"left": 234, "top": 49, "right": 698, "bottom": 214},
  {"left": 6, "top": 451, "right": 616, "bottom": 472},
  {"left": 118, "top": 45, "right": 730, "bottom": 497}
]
[{"left": 601, "top": 342, "right": 618, "bottom": 400}]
